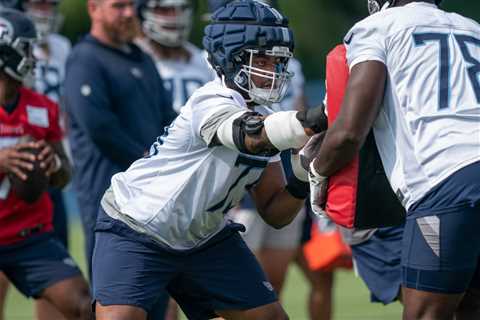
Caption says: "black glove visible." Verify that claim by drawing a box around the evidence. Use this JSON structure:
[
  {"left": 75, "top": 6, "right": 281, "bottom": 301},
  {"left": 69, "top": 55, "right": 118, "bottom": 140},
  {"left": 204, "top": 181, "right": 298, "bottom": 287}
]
[{"left": 296, "top": 105, "right": 328, "bottom": 134}]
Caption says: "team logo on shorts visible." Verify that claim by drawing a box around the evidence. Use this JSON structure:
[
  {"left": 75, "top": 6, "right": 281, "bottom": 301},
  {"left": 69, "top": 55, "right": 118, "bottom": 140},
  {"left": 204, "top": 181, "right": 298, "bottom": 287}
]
[
  {"left": 262, "top": 281, "right": 274, "bottom": 291},
  {"left": 63, "top": 257, "right": 78, "bottom": 268}
]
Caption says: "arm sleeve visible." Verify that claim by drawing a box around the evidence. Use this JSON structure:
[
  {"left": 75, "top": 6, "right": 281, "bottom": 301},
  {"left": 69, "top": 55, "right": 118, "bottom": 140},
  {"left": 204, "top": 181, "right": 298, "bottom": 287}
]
[
  {"left": 345, "top": 18, "right": 387, "bottom": 70},
  {"left": 191, "top": 94, "right": 245, "bottom": 146},
  {"left": 64, "top": 53, "right": 145, "bottom": 167}
]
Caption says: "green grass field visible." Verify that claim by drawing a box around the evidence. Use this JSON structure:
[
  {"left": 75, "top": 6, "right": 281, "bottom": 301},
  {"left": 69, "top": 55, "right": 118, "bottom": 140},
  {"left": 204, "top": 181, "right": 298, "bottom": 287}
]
[{"left": 4, "top": 223, "right": 402, "bottom": 319}]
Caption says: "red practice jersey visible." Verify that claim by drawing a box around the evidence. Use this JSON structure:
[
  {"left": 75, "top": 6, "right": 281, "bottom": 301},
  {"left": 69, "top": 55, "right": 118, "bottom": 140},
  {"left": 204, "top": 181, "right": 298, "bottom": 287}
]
[{"left": 0, "top": 87, "right": 62, "bottom": 245}]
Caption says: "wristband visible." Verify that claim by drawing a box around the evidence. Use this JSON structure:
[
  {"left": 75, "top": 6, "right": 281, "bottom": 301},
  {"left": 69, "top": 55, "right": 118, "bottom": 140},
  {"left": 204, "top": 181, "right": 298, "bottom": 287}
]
[{"left": 286, "top": 174, "right": 309, "bottom": 199}]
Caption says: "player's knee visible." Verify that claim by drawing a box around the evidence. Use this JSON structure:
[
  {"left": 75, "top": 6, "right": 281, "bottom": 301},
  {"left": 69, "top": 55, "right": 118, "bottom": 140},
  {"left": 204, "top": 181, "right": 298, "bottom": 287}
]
[
  {"left": 404, "top": 301, "right": 456, "bottom": 320},
  {"left": 65, "top": 285, "right": 93, "bottom": 320},
  {"left": 265, "top": 304, "right": 289, "bottom": 320}
]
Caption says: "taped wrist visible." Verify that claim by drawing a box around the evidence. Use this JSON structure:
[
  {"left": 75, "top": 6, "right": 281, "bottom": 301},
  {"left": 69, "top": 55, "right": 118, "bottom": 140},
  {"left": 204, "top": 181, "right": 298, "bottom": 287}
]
[
  {"left": 264, "top": 111, "right": 309, "bottom": 151},
  {"left": 286, "top": 175, "right": 309, "bottom": 199},
  {"left": 296, "top": 105, "right": 328, "bottom": 134}
]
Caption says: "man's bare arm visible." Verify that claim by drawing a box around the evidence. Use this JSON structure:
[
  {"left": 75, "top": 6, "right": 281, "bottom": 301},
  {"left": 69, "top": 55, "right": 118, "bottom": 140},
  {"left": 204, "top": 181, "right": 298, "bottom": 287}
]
[{"left": 312, "top": 61, "right": 387, "bottom": 176}]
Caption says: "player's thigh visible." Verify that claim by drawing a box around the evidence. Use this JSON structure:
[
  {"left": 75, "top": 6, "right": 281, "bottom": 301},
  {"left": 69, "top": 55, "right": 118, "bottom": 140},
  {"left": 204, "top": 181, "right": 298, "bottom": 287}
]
[
  {"left": 3, "top": 233, "right": 83, "bottom": 300},
  {"left": 41, "top": 275, "right": 92, "bottom": 319},
  {"left": 92, "top": 229, "right": 173, "bottom": 317},
  {"left": 402, "top": 287, "right": 463, "bottom": 320},
  {"left": 402, "top": 207, "right": 480, "bottom": 294},
  {"left": 216, "top": 301, "right": 288, "bottom": 320},
  {"left": 169, "top": 232, "right": 278, "bottom": 320}
]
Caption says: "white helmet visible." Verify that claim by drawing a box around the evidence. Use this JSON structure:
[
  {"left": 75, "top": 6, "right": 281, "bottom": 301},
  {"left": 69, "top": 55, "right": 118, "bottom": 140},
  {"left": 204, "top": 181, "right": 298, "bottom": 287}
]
[
  {"left": 137, "top": 0, "right": 192, "bottom": 47},
  {"left": 22, "top": 0, "right": 63, "bottom": 42}
]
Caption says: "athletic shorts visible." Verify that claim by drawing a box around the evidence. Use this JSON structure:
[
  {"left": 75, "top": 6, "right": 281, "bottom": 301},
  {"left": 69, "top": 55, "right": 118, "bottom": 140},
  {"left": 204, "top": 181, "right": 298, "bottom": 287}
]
[
  {"left": 402, "top": 161, "right": 480, "bottom": 294},
  {"left": 0, "top": 232, "right": 82, "bottom": 298},
  {"left": 93, "top": 208, "right": 277, "bottom": 320},
  {"left": 351, "top": 225, "right": 403, "bottom": 304},
  {"left": 231, "top": 207, "right": 305, "bottom": 251}
]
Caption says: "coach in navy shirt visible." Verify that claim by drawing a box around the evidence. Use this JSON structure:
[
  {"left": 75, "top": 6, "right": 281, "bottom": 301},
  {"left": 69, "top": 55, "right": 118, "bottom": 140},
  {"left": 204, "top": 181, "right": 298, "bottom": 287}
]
[{"left": 64, "top": 0, "right": 175, "bottom": 280}]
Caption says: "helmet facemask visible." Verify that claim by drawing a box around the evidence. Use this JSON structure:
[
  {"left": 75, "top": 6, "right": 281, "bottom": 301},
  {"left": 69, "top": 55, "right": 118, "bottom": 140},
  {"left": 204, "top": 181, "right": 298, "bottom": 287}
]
[
  {"left": 24, "top": 0, "right": 63, "bottom": 43},
  {"left": 0, "top": 36, "right": 36, "bottom": 81},
  {"left": 233, "top": 46, "right": 293, "bottom": 106},
  {"left": 142, "top": 0, "right": 192, "bottom": 47}
]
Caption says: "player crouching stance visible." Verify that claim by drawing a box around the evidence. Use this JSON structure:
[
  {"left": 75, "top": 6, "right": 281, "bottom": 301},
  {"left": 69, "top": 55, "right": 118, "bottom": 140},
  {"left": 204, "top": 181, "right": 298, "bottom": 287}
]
[
  {"left": 0, "top": 8, "right": 92, "bottom": 320},
  {"left": 92, "top": 1, "right": 326, "bottom": 319}
]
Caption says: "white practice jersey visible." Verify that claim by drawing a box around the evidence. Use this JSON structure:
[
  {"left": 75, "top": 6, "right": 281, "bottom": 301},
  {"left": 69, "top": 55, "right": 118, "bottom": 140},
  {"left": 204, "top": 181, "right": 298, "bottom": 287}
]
[
  {"left": 103, "top": 79, "right": 280, "bottom": 250},
  {"left": 137, "top": 39, "right": 215, "bottom": 113},
  {"left": 345, "top": 2, "right": 480, "bottom": 210},
  {"left": 32, "top": 34, "right": 71, "bottom": 104},
  {"left": 270, "top": 58, "right": 305, "bottom": 112}
]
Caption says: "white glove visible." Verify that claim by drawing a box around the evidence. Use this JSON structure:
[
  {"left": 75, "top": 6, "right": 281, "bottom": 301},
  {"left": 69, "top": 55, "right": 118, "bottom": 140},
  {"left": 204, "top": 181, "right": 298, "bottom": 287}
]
[{"left": 308, "top": 161, "right": 328, "bottom": 218}]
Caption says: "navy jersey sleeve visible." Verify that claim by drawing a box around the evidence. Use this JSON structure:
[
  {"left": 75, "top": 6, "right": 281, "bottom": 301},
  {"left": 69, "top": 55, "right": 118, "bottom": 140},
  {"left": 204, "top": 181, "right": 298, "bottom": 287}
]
[{"left": 65, "top": 50, "right": 145, "bottom": 167}]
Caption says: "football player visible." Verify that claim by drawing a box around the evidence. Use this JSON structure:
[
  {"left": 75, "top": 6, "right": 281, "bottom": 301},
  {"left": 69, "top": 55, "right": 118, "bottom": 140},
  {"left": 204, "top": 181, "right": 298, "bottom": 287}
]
[
  {"left": 309, "top": 0, "right": 480, "bottom": 319},
  {"left": 0, "top": 8, "right": 92, "bottom": 320},
  {"left": 92, "top": 1, "right": 327, "bottom": 319},
  {"left": 135, "top": 0, "right": 215, "bottom": 113},
  {"left": 0, "top": 1, "right": 72, "bottom": 319}
]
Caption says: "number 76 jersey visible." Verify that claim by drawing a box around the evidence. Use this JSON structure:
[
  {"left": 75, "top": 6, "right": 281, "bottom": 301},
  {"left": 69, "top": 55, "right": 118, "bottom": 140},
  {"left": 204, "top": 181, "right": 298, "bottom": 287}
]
[{"left": 345, "top": 2, "right": 480, "bottom": 211}]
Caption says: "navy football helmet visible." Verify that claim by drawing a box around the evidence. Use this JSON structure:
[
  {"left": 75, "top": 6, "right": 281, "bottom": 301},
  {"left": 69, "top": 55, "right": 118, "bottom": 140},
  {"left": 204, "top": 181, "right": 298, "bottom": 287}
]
[
  {"left": 136, "top": 0, "right": 193, "bottom": 47},
  {"left": 203, "top": 0, "right": 294, "bottom": 105},
  {"left": 0, "top": 8, "right": 36, "bottom": 81},
  {"left": 368, "top": 0, "right": 442, "bottom": 15},
  {"left": 207, "top": 0, "right": 278, "bottom": 14}
]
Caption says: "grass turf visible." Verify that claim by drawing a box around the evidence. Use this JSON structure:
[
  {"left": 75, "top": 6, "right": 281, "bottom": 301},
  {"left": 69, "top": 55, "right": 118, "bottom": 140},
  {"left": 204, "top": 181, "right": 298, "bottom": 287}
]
[{"left": 4, "top": 223, "right": 402, "bottom": 319}]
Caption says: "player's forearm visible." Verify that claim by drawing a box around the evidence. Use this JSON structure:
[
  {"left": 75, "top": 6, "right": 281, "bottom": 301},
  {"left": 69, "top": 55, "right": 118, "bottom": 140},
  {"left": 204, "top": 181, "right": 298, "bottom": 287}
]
[
  {"left": 257, "top": 189, "right": 305, "bottom": 229},
  {"left": 49, "top": 145, "right": 72, "bottom": 189},
  {"left": 312, "top": 126, "right": 363, "bottom": 176},
  {"left": 49, "top": 159, "right": 71, "bottom": 189}
]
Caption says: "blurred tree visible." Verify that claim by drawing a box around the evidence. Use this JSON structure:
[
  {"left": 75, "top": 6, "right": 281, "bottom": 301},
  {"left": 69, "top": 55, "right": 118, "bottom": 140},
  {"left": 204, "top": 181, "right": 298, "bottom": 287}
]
[{"left": 58, "top": 0, "right": 480, "bottom": 80}]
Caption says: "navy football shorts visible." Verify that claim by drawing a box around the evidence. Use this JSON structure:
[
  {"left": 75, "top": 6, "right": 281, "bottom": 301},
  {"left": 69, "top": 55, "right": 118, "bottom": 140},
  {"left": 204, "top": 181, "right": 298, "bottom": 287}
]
[
  {"left": 402, "top": 161, "right": 480, "bottom": 294},
  {"left": 402, "top": 206, "right": 480, "bottom": 294},
  {"left": 92, "top": 208, "right": 277, "bottom": 320},
  {"left": 351, "top": 225, "right": 403, "bottom": 304},
  {"left": 0, "top": 232, "right": 82, "bottom": 298}
]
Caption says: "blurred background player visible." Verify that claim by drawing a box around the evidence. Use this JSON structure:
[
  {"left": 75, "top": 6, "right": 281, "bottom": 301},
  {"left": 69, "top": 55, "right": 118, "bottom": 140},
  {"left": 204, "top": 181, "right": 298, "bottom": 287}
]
[
  {"left": 135, "top": 0, "right": 215, "bottom": 114},
  {"left": 0, "top": 8, "right": 91, "bottom": 320},
  {"left": 25, "top": 1, "right": 73, "bottom": 319},
  {"left": 64, "top": 0, "right": 176, "bottom": 317},
  {"left": 0, "top": 1, "right": 73, "bottom": 319}
]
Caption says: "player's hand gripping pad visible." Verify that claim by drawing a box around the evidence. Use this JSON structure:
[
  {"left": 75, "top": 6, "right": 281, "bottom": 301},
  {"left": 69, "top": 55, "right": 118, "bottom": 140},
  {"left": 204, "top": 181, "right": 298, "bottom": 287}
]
[{"left": 324, "top": 45, "right": 405, "bottom": 229}]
